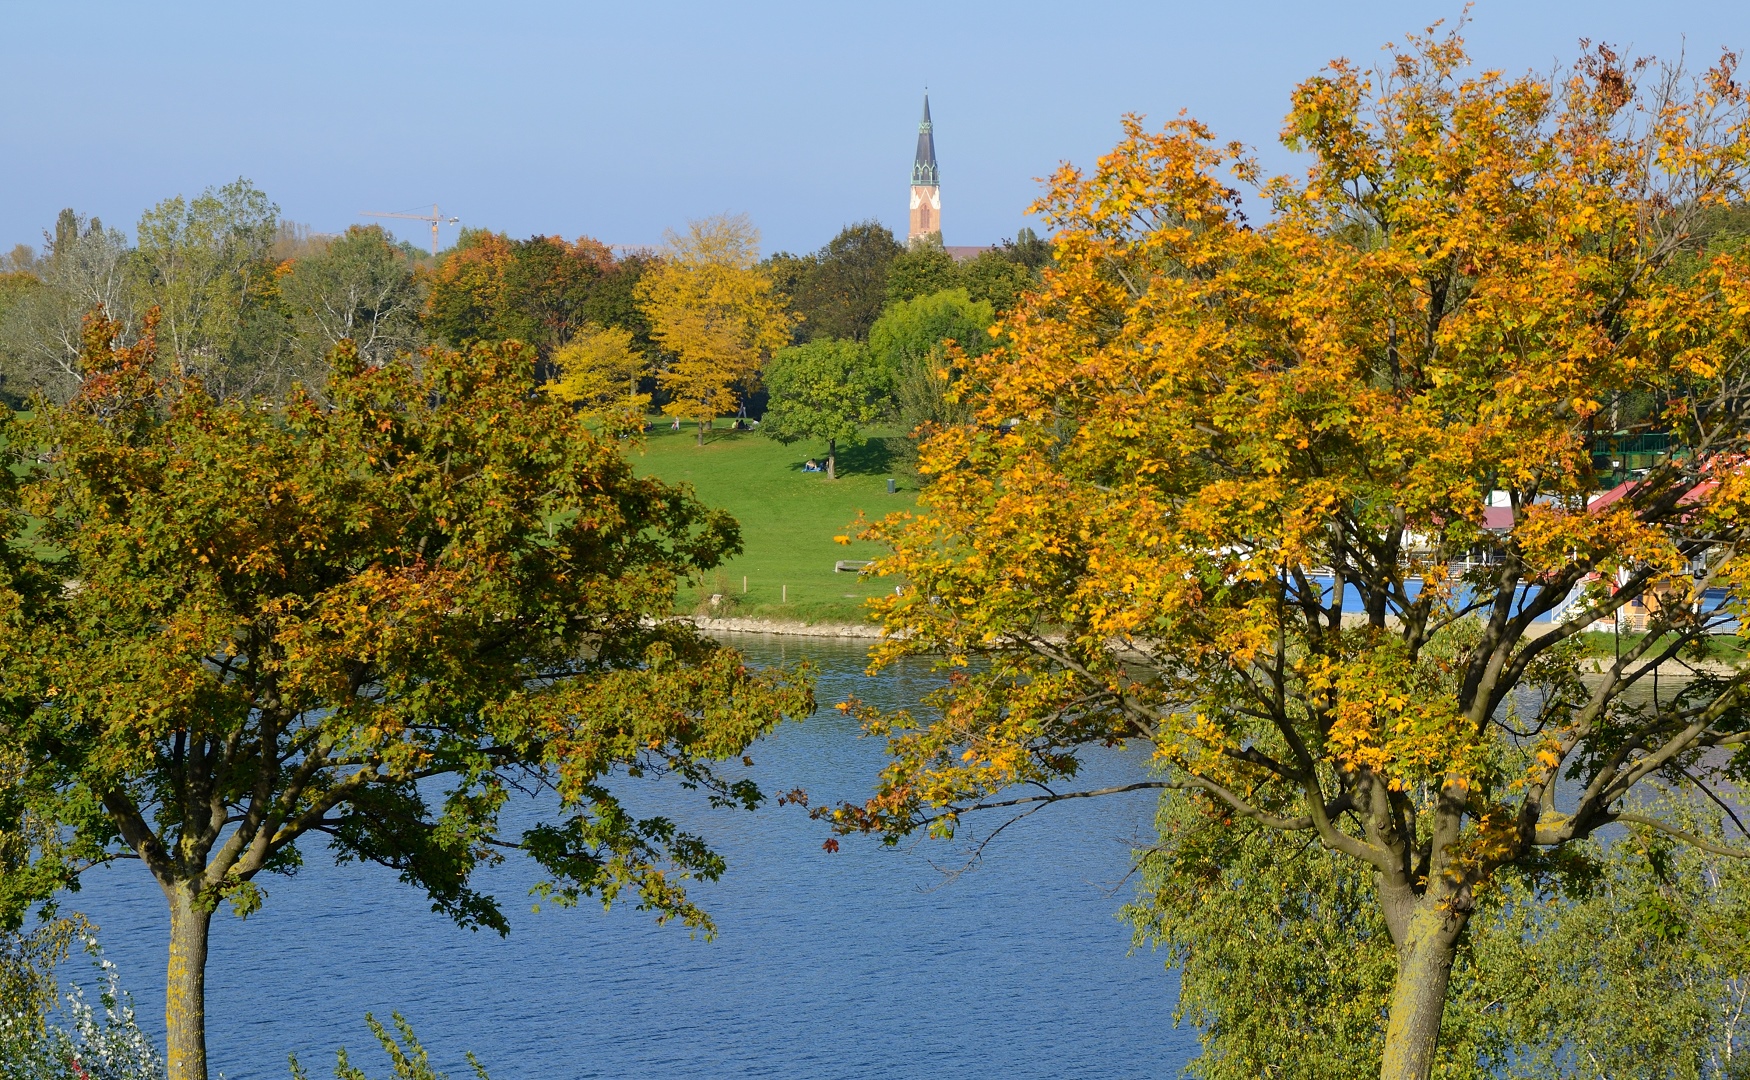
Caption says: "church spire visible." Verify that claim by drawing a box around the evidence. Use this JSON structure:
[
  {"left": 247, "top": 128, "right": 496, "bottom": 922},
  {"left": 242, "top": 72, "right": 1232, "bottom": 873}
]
[
  {"left": 912, "top": 94, "right": 939, "bottom": 187},
  {"left": 908, "top": 92, "right": 942, "bottom": 243}
]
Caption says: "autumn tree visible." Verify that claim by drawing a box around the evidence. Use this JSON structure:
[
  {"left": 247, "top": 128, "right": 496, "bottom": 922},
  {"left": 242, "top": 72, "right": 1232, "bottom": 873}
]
[
  {"left": 0, "top": 313, "right": 813, "bottom": 1080},
  {"left": 834, "top": 32, "right": 1750, "bottom": 1080},
  {"left": 499, "top": 234, "right": 617, "bottom": 355},
  {"left": 422, "top": 228, "right": 516, "bottom": 348},
  {"left": 759, "top": 339, "right": 888, "bottom": 480},
  {"left": 636, "top": 215, "right": 794, "bottom": 444},
  {"left": 548, "top": 323, "right": 650, "bottom": 432},
  {"left": 0, "top": 209, "right": 136, "bottom": 402},
  {"left": 423, "top": 231, "right": 619, "bottom": 359}
]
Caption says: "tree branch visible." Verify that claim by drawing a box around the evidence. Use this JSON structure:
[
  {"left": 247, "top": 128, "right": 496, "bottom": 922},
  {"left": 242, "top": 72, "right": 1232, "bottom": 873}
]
[{"left": 1613, "top": 812, "right": 1750, "bottom": 859}]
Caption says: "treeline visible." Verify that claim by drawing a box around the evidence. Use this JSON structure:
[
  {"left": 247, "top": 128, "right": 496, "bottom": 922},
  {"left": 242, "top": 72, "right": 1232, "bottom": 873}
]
[
  {"left": 0, "top": 182, "right": 1047, "bottom": 465},
  {"left": 0, "top": 181, "right": 426, "bottom": 404}
]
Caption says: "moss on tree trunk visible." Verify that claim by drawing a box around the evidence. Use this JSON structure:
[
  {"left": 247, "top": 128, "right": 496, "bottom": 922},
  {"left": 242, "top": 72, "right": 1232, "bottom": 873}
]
[
  {"left": 1380, "top": 903, "right": 1464, "bottom": 1080},
  {"left": 165, "top": 886, "right": 212, "bottom": 1080}
]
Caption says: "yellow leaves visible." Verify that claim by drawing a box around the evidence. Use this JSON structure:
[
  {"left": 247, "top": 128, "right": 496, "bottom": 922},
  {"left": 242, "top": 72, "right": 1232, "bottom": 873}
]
[
  {"left": 548, "top": 325, "right": 650, "bottom": 433},
  {"left": 1304, "top": 638, "right": 1485, "bottom": 789},
  {"left": 636, "top": 215, "right": 796, "bottom": 427},
  {"left": 836, "top": 27, "right": 1750, "bottom": 895}
]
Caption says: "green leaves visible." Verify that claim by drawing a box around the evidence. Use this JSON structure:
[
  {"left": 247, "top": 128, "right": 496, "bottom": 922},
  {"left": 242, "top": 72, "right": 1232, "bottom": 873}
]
[
  {"left": 1131, "top": 792, "right": 1750, "bottom": 1079},
  {"left": 0, "top": 326, "right": 815, "bottom": 976},
  {"left": 294, "top": 1012, "right": 489, "bottom": 1080},
  {"left": 759, "top": 338, "right": 887, "bottom": 466},
  {"left": 131, "top": 178, "right": 280, "bottom": 395}
]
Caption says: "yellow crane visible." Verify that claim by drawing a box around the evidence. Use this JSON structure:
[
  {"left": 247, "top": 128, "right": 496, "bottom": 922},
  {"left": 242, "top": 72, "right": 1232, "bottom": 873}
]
[{"left": 360, "top": 204, "right": 459, "bottom": 256}]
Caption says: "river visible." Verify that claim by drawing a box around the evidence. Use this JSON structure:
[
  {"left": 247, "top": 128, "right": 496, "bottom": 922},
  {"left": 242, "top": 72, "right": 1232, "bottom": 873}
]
[{"left": 60, "top": 635, "right": 1196, "bottom": 1079}]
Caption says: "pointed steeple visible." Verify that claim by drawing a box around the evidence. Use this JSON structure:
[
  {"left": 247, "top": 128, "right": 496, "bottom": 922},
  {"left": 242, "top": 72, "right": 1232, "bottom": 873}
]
[
  {"left": 908, "top": 91, "right": 943, "bottom": 243},
  {"left": 912, "top": 93, "right": 939, "bottom": 187}
]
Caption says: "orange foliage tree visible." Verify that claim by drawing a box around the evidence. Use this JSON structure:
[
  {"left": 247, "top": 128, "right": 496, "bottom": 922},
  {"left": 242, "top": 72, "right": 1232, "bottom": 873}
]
[
  {"left": 422, "top": 229, "right": 515, "bottom": 346},
  {"left": 424, "top": 231, "right": 620, "bottom": 356},
  {"left": 835, "top": 31, "right": 1750, "bottom": 1079}
]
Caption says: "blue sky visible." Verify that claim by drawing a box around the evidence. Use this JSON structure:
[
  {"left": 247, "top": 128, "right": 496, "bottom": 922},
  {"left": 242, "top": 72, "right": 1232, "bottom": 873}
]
[{"left": 5, "top": 1, "right": 1750, "bottom": 256}]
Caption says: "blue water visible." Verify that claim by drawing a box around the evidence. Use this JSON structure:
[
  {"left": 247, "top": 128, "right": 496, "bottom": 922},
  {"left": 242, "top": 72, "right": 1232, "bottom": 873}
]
[{"left": 61, "top": 635, "right": 1196, "bottom": 1079}]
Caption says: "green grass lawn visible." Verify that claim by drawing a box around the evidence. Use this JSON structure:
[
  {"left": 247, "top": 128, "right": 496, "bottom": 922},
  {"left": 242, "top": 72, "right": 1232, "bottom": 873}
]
[
  {"left": 1570, "top": 630, "right": 1749, "bottom": 661},
  {"left": 629, "top": 419, "right": 917, "bottom": 624}
]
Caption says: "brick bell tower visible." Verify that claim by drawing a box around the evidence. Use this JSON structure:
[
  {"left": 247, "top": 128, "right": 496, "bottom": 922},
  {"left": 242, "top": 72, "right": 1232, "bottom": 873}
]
[{"left": 908, "top": 93, "right": 941, "bottom": 243}]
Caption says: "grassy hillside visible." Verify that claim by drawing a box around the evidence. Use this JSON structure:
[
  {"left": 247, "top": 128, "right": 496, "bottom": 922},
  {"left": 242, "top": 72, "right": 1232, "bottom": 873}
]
[{"left": 630, "top": 420, "right": 917, "bottom": 624}]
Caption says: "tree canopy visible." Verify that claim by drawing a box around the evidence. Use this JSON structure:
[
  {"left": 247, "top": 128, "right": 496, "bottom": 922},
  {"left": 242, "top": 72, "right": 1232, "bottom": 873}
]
[
  {"left": 277, "top": 224, "right": 425, "bottom": 376},
  {"left": 835, "top": 32, "right": 1750, "bottom": 1079},
  {"left": 884, "top": 237, "right": 960, "bottom": 305},
  {"left": 0, "top": 314, "right": 813, "bottom": 1080},
  {"left": 868, "top": 287, "right": 995, "bottom": 463},
  {"left": 548, "top": 322, "right": 650, "bottom": 432},
  {"left": 1132, "top": 791, "right": 1750, "bottom": 1078},
  {"left": 0, "top": 183, "right": 415, "bottom": 407},
  {"left": 759, "top": 338, "right": 888, "bottom": 479},
  {"left": 0, "top": 210, "right": 136, "bottom": 403},
  {"left": 883, "top": 231, "right": 1048, "bottom": 314},
  {"left": 866, "top": 287, "right": 995, "bottom": 379},
  {"left": 637, "top": 215, "right": 794, "bottom": 443},
  {"left": 132, "top": 178, "right": 282, "bottom": 398},
  {"left": 769, "top": 221, "right": 904, "bottom": 343},
  {"left": 423, "top": 231, "right": 625, "bottom": 359}
]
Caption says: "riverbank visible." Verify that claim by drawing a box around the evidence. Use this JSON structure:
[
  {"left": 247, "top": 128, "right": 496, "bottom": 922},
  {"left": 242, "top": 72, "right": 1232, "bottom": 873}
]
[{"left": 690, "top": 614, "right": 886, "bottom": 639}]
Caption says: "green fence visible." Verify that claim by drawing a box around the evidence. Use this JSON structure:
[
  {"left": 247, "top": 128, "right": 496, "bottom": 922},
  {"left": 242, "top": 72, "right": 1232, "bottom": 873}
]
[{"left": 1592, "top": 432, "right": 1672, "bottom": 486}]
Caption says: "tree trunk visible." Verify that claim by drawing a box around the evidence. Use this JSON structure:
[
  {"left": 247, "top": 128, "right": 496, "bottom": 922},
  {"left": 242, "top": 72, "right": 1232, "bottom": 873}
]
[
  {"left": 827, "top": 439, "right": 837, "bottom": 481},
  {"left": 165, "top": 885, "right": 213, "bottom": 1080},
  {"left": 1380, "top": 903, "right": 1463, "bottom": 1080},
  {"left": 697, "top": 418, "right": 706, "bottom": 446}
]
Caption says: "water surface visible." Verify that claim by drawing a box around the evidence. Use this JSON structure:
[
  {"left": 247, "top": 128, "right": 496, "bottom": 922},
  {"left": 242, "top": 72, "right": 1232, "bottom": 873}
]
[{"left": 64, "top": 636, "right": 1195, "bottom": 1079}]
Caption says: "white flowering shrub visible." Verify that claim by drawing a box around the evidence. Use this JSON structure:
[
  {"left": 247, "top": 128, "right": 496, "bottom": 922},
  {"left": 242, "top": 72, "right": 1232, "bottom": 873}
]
[{"left": 0, "top": 936, "right": 164, "bottom": 1080}]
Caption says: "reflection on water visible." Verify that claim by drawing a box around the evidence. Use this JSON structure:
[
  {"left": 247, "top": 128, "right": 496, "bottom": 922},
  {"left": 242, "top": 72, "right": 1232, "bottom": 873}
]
[{"left": 65, "top": 635, "right": 1194, "bottom": 1079}]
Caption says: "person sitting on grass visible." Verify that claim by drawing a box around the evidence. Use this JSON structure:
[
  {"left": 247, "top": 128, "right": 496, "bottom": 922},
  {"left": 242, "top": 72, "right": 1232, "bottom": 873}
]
[{"left": 803, "top": 459, "right": 822, "bottom": 472}]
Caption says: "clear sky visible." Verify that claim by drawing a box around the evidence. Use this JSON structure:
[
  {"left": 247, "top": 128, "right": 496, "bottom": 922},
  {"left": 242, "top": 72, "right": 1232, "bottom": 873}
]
[{"left": 5, "top": 1, "right": 1750, "bottom": 256}]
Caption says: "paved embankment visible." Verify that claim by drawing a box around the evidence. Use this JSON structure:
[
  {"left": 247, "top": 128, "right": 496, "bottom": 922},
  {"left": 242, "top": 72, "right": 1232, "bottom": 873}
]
[{"left": 688, "top": 615, "right": 887, "bottom": 639}]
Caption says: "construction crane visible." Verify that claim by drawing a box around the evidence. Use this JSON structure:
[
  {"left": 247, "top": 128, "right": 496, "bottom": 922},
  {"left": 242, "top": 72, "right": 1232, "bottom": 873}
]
[{"left": 360, "top": 204, "right": 459, "bottom": 256}]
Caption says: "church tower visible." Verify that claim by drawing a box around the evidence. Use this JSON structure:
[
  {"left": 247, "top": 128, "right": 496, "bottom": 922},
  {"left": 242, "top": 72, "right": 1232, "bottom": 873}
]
[{"left": 908, "top": 94, "right": 941, "bottom": 244}]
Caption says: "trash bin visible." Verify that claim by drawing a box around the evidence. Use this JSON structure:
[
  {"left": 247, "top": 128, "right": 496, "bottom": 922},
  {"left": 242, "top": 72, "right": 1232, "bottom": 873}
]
[{"left": 887, "top": 478, "right": 896, "bottom": 494}]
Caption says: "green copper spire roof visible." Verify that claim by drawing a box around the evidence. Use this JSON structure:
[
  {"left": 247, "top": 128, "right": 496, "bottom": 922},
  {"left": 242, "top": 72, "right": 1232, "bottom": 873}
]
[{"left": 912, "top": 93, "right": 939, "bottom": 187}]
